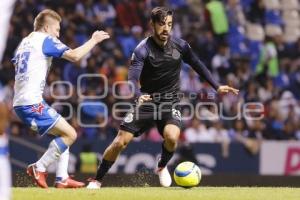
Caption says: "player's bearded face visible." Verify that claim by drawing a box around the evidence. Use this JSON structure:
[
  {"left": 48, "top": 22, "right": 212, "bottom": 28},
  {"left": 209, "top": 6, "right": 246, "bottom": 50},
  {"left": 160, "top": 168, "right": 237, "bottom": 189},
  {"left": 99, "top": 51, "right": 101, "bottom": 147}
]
[{"left": 154, "top": 15, "right": 173, "bottom": 42}]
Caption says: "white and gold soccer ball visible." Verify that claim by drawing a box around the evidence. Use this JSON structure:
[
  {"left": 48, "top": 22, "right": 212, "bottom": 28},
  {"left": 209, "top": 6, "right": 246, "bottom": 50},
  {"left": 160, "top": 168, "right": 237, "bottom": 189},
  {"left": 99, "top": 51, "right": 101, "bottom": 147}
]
[{"left": 173, "top": 161, "right": 201, "bottom": 188}]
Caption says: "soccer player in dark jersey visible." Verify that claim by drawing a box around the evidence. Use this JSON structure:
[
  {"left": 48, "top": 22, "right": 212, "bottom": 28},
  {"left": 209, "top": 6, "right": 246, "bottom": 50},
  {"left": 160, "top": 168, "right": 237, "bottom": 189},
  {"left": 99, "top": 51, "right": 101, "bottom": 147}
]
[{"left": 87, "top": 7, "right": 239, "bottom": 189}]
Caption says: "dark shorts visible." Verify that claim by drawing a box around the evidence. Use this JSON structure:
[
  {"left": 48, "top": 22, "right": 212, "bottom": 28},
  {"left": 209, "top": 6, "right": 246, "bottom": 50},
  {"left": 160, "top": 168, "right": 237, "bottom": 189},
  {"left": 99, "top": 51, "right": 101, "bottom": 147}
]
[{"left": 120, "top": 102, "right": 182, "bottom": 137}]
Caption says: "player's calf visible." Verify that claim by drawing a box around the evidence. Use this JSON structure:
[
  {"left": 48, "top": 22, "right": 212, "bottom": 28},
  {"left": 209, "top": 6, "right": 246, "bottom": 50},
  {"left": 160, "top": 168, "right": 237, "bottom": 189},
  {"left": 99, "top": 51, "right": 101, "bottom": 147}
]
[
  {"left": 105, "top": 130, "right": 134, "bottom": 159},
  {"left": 111, "top": 139, "right": 129, "bottom": 152},
  {"left": 163, "top": 124, "right": 180, "bottom": 151},
  {"left": 61, "top": 127, "right": 77, "bottom": 146}
]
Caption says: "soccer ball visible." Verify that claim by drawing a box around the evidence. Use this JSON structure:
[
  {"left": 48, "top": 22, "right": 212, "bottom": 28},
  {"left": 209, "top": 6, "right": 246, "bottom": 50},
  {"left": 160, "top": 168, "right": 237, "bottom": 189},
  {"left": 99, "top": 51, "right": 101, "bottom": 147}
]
[{"left": 173, "top": 161, "right": 201, "bottom": 188}]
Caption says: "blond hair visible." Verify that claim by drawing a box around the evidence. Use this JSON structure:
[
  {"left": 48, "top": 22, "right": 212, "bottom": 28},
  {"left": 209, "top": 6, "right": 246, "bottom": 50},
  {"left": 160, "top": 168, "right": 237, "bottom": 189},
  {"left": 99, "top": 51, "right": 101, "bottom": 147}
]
[{"left": 33, "top": 9, "right": 61, "bottom": 31}]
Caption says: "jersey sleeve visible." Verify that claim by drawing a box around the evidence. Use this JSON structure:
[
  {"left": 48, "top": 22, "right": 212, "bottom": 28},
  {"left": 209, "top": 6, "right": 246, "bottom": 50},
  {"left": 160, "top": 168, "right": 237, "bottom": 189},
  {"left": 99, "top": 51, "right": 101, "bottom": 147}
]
[
  {"left": 128, "top": 43, "right": 148, "bottom": 98},
  {"left": 181, "top": 40, "right": 220, "bottom": 91},
  {"left": 42, "top": 36, "right": 69, "bottom": 58}
]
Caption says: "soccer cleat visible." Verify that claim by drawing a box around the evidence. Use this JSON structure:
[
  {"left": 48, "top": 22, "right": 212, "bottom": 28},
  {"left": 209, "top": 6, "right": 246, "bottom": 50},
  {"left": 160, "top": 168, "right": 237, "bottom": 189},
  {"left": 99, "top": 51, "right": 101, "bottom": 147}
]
[
  {"left": 156, "top": 166, "right": 172, "bottom": 187},
  {"left": 26, "top": 163, "right": 48, "bottom": 188},
  {"left": 86, "top": 179, "right": 102, "bottom": 189},
  {"left": 55, "top": 177, "right": 85, "bottom": 188}
]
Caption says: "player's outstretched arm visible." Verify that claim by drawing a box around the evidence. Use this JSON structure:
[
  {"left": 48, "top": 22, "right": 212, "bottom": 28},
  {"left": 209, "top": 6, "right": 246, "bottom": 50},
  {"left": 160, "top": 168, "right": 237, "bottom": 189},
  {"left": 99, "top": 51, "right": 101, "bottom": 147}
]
[
  {"left": 182, "top": 41, "right": 239, "bottom": 95},
  {"left": 182, "top": 42, "right": 219, "bottom": 91},
  {"left": 62, "top": 30, "right": 109, "bottom": 62}
]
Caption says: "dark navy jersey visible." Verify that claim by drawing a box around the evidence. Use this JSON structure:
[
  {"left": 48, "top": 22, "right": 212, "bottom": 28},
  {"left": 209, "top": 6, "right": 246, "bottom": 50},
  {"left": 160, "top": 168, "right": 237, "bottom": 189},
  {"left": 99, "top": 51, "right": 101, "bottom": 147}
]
[{"left": 128, "top": 36, "right": 220, "bottom": 102}]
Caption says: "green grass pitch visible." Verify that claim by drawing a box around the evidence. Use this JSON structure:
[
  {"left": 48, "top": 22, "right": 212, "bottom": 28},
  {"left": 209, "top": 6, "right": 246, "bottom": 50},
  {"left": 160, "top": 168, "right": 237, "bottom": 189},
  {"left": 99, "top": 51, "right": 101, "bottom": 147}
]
[{"left": 13, "top": 187, "right": 300, "bottom": 200}]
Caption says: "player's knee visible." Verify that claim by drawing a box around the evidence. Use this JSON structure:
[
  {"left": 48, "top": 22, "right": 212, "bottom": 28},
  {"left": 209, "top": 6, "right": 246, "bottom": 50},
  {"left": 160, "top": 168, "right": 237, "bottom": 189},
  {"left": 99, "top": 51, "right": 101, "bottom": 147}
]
[
  {"left": 164, "top": 133, "right": 179, "bottom": 147},
  {"left": 112, "top": 139, "right": 129, "bottom": 151}
]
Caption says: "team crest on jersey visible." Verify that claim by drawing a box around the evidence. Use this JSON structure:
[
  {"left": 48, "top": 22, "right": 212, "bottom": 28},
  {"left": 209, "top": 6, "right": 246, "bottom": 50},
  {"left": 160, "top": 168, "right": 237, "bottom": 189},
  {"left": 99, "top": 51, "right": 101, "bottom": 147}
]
[
  {"left": 124, "top": 113, "right": 133, "bottom": 123},
  {"left": 172, "top": 49, "right": 180, "bottom": 59}
]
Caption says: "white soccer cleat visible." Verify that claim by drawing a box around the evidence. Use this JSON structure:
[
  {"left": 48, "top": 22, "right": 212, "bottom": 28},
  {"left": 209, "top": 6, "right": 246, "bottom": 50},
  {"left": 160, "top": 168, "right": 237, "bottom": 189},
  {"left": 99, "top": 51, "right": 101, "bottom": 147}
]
[
  {"left": 157, "top": 166, "right": 172, "bottom": 187},
  {"left": 86, "top": 179, "right": 102, "bottom": 189}
]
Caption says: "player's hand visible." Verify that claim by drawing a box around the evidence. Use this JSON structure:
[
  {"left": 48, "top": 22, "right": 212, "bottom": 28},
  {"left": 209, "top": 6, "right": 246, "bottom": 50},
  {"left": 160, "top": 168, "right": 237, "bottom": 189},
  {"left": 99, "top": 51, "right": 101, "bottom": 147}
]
[
  {"left": 91, "top": 30, "right": 110, "bottom": 43},
  {"left": 217, "top": 85, "right": 239, "bottom": 95},
  {"left": 137, "top": 95, "right": 152, "bottom": 105}
]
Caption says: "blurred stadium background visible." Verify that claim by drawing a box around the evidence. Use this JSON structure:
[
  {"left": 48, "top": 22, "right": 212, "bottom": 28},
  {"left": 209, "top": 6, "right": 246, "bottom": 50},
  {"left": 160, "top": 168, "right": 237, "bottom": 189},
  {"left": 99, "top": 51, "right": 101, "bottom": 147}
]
[{"left": 1, "top": 0, "right": 300, "bottom": 187}]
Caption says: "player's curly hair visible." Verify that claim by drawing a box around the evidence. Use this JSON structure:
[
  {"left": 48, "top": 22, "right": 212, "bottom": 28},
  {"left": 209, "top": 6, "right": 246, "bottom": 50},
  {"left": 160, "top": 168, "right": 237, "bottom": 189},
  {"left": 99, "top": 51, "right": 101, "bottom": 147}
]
[
  {"left": 33, "top": 9, "right": 61, "bottom": 31},
  {"left": 151, "top": 7, "right": 173, "bottom": 23}
]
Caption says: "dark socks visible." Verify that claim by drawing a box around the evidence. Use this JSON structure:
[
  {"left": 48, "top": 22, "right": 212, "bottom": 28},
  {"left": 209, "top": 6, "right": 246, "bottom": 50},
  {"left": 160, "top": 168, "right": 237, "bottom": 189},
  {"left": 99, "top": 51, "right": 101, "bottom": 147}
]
[
  {"left": 95, "top": 159, "right": 115, "bottom": 182},
  {"left": 158, "top": 142, "right": 174, "bottom": 168}
]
